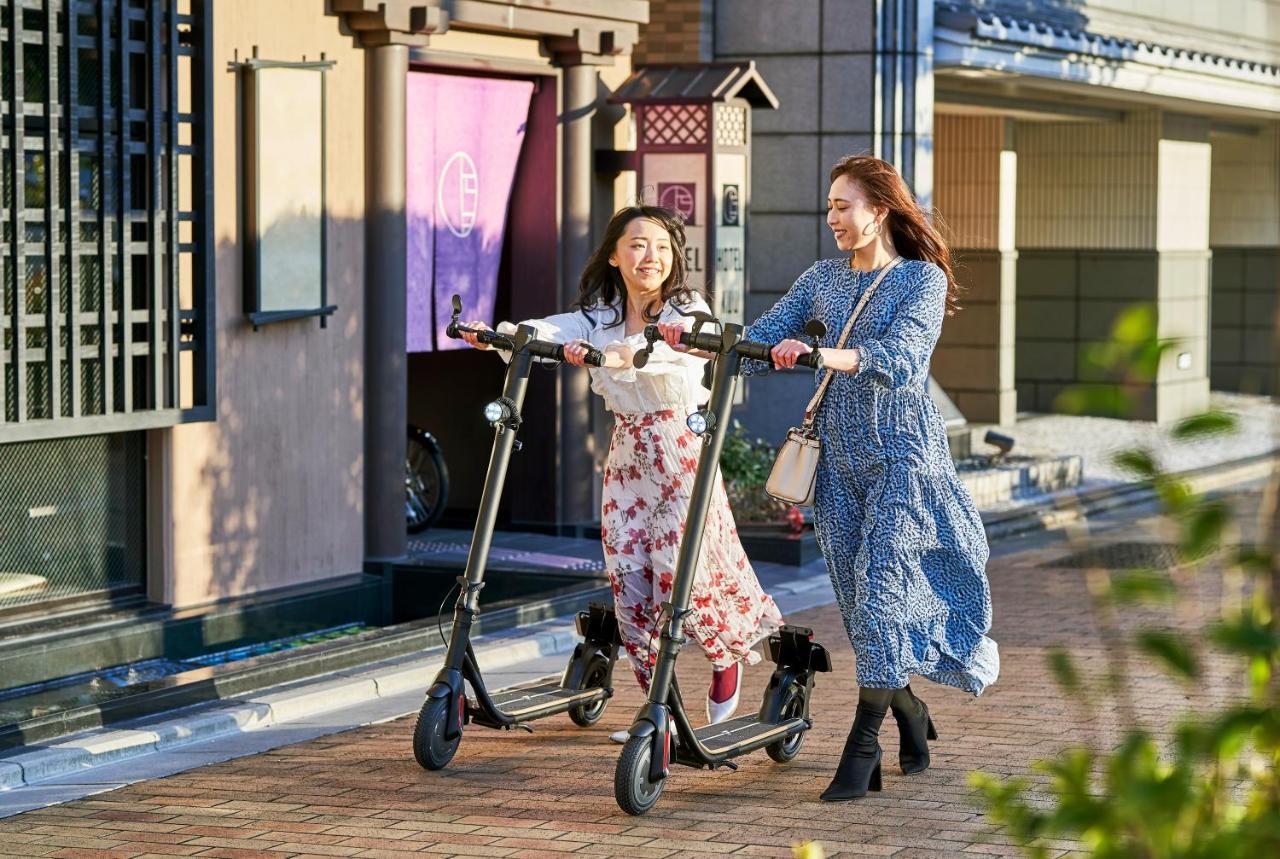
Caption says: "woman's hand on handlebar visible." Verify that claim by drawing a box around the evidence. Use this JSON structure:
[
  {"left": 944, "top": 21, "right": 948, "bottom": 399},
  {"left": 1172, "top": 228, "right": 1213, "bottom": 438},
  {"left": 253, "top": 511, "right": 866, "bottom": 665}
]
[
  {"left": 562, "top": 339, "right": 594, "bottom": 367},
  {"left": 655, "top": 322, "right": 690, "bottom": 352},
  {"left": 771, "top": 338, "right": 813, "bottom": 370},
  {"left": 459, "top": 321, "right": 493, "bottom": 349}
]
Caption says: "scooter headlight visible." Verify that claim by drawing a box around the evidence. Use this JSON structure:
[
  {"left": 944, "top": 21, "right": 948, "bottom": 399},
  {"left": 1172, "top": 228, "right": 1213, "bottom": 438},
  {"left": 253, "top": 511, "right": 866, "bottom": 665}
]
[
  {"left": 483, "top": 400, "right": 508, "bottom": 424},
  {"left": 686, "top": 409, "right": 716, "bottom": 436}
]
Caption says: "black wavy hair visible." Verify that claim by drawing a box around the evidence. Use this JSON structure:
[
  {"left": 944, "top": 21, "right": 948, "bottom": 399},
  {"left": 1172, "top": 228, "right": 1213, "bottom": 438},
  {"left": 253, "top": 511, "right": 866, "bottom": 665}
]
[{"left": 576, "top": 205, "right": 700, "bottom": 328}]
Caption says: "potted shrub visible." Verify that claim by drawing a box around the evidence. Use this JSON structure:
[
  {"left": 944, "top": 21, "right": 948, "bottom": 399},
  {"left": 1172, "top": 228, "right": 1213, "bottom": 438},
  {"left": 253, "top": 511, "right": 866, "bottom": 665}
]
[{"left": 719, "top": 421, "right": 820, "bottom": 566}]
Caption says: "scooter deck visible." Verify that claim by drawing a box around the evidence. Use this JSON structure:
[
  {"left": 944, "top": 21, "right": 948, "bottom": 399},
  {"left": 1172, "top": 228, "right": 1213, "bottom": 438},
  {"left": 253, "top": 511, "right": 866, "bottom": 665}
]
[
  {"left": 689, "top": 714, "right": 807, "bottom": 754},
  {"left": 483, "top": 680, "right": 608, "bottom": 720}
]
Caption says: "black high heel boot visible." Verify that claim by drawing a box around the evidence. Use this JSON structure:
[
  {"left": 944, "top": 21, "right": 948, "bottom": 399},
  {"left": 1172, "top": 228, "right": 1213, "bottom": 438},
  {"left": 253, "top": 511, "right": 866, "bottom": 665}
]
[
  {"left": 820, "top": 688, "right": 892, "bottom": 801},
  {"left": 890, "top": 684, "right": 938, "bottom": 775}
]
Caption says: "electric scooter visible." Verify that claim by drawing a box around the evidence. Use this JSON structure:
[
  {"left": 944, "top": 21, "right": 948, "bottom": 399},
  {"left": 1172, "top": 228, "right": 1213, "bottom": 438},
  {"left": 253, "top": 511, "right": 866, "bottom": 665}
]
[
  {"left": 613, "top": 312, "right": 834, "bottom": 815},
  {"left": 413, "top": 295, "right": 625, "bottom": 771}
]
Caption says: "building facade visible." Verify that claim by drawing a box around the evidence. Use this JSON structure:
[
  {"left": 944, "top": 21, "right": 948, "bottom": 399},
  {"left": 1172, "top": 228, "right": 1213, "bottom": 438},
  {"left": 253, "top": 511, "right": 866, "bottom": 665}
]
[
  {"left": 636, "top": 0, "right": 1279, "bottom": 441},
  {"left": 1, "top": 1, "right": 1277, "bottom": 647}
]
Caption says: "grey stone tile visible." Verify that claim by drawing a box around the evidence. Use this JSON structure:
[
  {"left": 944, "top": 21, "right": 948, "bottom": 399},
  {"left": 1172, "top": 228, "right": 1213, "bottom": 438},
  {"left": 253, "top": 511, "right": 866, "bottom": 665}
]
[
  {"left": 823, "top": 0, "right": 876, "bottom": 53},
  {"left": 1015, "top": 299, "right": 1075, "bottom": 341},
  {"left": 747, "top": 214, "right": 822, "bottom": 293},
  {"left": 820, "top": 55, "right": 875, "bottom": 133},
  {"left": 1016, "top": 253, "right": 1078, "bottom": 298},
  {"left": 1015, "top": 340, "right": 1076, "bottom": 383},
  {"left": 1078, "top": 253, "right": 1158, "bottom": 299},
  {"left": 1243, "top": 249, "right": 1277, "bottom": 289},
  {"left": 752, "top": 135, "right": 821, "bottom": 212},
  {"left": 1209, "top": 248, "right": 1245, "bottom": 287},
  {"left": 715, "top": 0, "right": 821, "bottom": 54}
]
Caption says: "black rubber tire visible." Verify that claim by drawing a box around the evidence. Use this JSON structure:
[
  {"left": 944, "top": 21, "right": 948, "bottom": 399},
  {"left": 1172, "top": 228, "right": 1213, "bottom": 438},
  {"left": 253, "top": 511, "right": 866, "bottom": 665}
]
[
  {"left": 614, "top": 735, "right": 666, "bottom": 816},
  {"left": 765, "top": 682, "right": 807, "bottom": 763},
  {"left": 567, "top": 655, "right": 611, "bottom": 727},
  {"left": 406, "top": 426, "right": 449, "bottom": 534},
  {"left": 413, "top": 695, "right": 461, "bottom": 771}
]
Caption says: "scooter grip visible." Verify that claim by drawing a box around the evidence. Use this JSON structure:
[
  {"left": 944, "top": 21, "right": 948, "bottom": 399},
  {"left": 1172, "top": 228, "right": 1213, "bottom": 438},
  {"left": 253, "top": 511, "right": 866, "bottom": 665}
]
[
  {"left": 795, "top": 350, "right": 823, "bottom": 369},
  {"left": 583, "top": 346, "right": 605, "bottom": 368}
]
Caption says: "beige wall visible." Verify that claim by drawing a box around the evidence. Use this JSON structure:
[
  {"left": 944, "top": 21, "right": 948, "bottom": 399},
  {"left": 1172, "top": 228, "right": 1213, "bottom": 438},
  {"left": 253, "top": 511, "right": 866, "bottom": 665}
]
[
  {"left": 1016, "top": 112, "right": 1161, "bottom": 250},
  {"left": 932, "top": 115, "right": 1017, "bottom": 425},
  {"left": 159, "top": 0, "right": 366, "bottom": 607},
  {"left": 1210, "top": 125, "right": 1280, "bottom": 247}
]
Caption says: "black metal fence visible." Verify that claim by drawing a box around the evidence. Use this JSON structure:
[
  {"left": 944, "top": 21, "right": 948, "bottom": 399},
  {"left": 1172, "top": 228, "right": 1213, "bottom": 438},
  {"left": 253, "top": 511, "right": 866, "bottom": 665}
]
[{"left": 0, "top": 0, "right": 213, "bottom": 444}]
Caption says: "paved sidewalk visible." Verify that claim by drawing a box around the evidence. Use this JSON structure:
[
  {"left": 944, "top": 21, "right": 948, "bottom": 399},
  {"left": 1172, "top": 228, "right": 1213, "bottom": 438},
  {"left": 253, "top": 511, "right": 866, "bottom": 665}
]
[
  {"left": 0, "top": 559, "right": 835, "bottom": 817},
  {"left": 0, "top": 489, "right": 1260, "bottom": 858}
]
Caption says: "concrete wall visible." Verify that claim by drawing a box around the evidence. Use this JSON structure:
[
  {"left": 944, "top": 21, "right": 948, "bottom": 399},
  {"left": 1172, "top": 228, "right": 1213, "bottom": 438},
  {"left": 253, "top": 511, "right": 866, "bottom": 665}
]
[
  {"left": 1011, "top": 111, "right": 1212, "bottom": 422},
  {"left": 933, "top": 114, "right": 1017, "bottom": 424},
  {"left": 158, "top": 0, "right": 368, "bottom": 608},
  {"left": 1209, "top": 126, "right": 1279, "bottom": 395}
]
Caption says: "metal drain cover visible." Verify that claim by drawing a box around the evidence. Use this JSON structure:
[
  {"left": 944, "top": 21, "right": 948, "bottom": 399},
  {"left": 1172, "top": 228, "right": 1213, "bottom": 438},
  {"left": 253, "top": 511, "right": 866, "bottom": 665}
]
[{"left": 1045, "top": 541, "right": 1191, "bottom": 570}]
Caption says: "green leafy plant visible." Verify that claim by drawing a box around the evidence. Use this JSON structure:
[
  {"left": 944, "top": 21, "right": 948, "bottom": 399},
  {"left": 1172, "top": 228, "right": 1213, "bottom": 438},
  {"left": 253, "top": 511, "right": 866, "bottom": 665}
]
[
  {"left": 971, "top": 303, "right": 1280, "bottom": 858},
  {"left": 719, "top": 420, "right": 791, "bottom": 524}
]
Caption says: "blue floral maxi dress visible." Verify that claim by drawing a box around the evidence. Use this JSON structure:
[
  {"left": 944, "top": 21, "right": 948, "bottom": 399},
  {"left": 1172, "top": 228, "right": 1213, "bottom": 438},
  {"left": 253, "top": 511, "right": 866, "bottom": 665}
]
[{"left": 745, "top": 258, "right": 999, "bottom": 694}]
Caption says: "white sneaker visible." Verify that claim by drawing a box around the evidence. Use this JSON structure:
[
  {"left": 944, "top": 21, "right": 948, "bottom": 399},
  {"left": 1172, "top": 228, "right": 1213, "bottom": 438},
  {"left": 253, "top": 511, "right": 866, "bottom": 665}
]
[{"left": 706, "top": 666, "right": 741, "bottom": 724}]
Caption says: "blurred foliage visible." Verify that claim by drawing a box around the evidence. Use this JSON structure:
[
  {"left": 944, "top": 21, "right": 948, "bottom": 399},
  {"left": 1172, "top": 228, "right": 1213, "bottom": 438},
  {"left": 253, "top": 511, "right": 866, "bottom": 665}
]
[
  {"left": 971, "top": 302, "right": 1280, "bottom": 858},
  {"left": 719, "top": 420, "right": 792, "bottom": 524}
]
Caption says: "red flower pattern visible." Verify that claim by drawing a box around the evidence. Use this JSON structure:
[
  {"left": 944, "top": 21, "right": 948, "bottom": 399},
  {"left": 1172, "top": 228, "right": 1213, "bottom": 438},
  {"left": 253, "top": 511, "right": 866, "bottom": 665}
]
[{"left": 603, "top": 411, "right": 783, "bottom": 692}]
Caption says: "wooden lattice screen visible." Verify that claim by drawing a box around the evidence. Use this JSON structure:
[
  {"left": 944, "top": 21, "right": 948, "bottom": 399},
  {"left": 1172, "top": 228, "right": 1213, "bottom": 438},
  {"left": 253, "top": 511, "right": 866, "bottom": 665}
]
[{"left": 0, "top": 0, "right": 213, "bottom": 443}]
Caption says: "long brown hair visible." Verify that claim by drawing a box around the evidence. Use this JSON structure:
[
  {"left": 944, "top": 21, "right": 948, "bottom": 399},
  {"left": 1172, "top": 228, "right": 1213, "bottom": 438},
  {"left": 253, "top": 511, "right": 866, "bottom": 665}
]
[
  {"left": 576, "top": 206, "right": 699, "bottom": 328},
  {"left": 829, "top": 155, "right": 961, "bottom": 315}
]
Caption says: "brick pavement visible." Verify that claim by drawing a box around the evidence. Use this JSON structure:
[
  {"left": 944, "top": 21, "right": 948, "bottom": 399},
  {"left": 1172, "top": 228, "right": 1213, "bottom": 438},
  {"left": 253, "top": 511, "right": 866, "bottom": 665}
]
[{"left": 0, "top": 501, "right": 1257, "bottom": 859}]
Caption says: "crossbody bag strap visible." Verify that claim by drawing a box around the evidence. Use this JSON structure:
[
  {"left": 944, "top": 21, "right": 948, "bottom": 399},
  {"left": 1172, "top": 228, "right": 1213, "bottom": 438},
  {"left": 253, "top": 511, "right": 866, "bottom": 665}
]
[{"left": 801, "top": 256, "right": 903, "bottom": 426}]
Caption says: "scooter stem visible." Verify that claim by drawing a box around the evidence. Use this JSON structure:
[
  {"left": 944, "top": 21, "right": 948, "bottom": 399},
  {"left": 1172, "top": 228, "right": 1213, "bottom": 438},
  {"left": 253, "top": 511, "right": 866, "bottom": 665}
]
[
  {"left": 645, "top": 323, "right": 745, "bottom": 706},
  {"left": 447, "top": 324, "right": 536, "bottom": 659}
]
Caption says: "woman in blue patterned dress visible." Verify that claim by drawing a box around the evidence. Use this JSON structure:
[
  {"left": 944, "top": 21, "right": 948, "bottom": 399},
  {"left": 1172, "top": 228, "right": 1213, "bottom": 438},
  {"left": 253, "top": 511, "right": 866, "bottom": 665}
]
[{"left": 724, "top": 155, "right": 997, "bottom": 800}]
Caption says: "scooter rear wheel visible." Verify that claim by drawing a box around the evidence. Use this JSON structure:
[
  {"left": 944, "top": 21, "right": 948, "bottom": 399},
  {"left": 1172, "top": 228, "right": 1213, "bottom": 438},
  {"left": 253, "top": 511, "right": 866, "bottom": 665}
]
[
  {"left": 765, "top": 681, "right": 807, "bottom": 763},
  {"left": 614, "top": 735, "right": 666, "bottom": 816},
  {"left": 568, "top": 655, "right": 611, "bottom": 727},
  {"left": 413, "top": 695, "right": 461, "bottom": 770}
]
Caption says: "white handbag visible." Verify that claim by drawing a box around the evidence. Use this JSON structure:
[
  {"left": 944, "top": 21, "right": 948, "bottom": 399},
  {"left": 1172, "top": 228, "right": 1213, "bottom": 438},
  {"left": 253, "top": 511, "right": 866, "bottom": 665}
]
[{"left": 764, "top": 257, "right": 902, "bottom": 506}]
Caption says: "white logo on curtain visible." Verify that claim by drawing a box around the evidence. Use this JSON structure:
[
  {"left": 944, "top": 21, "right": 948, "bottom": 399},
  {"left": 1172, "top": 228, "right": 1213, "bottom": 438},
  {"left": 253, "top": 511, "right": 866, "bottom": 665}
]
[{"left": 437, "top": 151, "right": 480, "bottom": 238}]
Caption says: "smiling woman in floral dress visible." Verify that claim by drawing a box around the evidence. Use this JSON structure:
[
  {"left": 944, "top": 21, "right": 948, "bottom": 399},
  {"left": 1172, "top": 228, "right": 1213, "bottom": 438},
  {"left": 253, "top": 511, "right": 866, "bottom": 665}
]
[{"left": 458, "top": 205, "right": 783, "bottom": 741}]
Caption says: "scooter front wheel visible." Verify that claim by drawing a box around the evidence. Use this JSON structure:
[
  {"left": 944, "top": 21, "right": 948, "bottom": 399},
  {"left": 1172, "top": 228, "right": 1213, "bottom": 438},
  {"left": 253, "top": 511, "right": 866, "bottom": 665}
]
[
  {"left": 413, "top": 695, "right": 461, "bottom": 770},
  {"left": 765, "top": 681, "right": 807, "bottom": 763},
  {"left": 567, "top": 654, "right": 611, "bottom": 727},
  {"left": 615, "top": 735, "right": 666, "bottom": 815}
]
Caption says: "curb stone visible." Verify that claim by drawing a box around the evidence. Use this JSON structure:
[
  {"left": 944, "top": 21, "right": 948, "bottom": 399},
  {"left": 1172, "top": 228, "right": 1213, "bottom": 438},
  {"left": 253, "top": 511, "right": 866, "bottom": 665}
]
[{"left": 0, "top": 617, "right": 581, "bottom": 791}]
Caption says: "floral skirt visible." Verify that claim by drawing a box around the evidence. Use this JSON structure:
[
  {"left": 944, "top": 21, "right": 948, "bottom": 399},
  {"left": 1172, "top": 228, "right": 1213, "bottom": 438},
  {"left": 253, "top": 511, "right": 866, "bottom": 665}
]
[{"left": 601, "top": 410, "right": 783, "bottom": 692}]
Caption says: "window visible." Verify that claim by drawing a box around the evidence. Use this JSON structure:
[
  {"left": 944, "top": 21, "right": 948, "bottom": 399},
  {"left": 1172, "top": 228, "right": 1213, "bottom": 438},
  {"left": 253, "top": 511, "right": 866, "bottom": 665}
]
[{"left": 0, "top": 0, "right": 213, "bottom": 443}]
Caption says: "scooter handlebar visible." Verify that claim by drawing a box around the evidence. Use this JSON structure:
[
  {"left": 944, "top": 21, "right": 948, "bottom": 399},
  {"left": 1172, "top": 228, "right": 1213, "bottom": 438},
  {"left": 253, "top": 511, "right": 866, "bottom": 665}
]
[
  {"left": 526, "top": 339, "right": 605, "bottom": 368},
  {"left": 735, "top": 339, "right": 824, "bottom": 369},
  {"left": 445, "top": 322, "right": 602, "bottom": 367},
  {"left": 641, "top": 324, "right": 725, "bottom": 354},
  {"left": 445, "top": 321, "right": 516, "bottom": 351}
]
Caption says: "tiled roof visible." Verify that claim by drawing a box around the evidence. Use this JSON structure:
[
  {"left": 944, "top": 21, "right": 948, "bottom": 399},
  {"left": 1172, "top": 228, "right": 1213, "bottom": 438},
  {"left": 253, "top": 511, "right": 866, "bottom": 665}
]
[{"left": 937, "top": 3, "right": 1280, "bottom": 81}]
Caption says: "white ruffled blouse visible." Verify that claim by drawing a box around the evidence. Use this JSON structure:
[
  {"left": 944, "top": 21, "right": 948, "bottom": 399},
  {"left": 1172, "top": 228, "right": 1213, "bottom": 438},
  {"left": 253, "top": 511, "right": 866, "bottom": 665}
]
[{"left": 496, "top": 296, "right": 712, "bottom": 415}]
